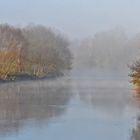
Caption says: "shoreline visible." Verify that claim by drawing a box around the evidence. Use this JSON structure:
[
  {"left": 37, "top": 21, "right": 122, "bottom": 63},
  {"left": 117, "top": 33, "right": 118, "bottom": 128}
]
[{"left": 0, "top": 72, "right": 64, "bottom": 84}]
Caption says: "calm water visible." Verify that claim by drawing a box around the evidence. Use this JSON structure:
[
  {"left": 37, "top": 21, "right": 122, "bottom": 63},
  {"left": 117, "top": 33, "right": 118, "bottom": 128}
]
[{"left": 0, "top": 71, "right": 140, "bottom": 140}]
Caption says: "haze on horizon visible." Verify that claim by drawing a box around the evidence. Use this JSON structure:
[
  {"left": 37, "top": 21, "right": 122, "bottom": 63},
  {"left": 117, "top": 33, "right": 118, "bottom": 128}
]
[{"left": 0, "top": 0, "right": 140, "bottom": 39}]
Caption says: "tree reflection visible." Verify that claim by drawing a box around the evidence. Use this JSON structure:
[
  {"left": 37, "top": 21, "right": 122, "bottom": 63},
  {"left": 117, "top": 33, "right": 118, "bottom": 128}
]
[
  {"left": 0, "top": 80, "right": 72, "bottom": 136},
  {"left": 131, "top": 93, "right": 140, "bottom": 140},
  {"left": 131, "top": 116, "right": 140, "bottom": 140},
  {"left": 78, "top": 86, "right": 132, "bottom": 118}
]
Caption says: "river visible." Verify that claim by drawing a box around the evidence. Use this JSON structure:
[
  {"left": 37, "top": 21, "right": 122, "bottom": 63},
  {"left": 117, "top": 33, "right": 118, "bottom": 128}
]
[{"left": 0, "top": 70, "right": 139, "bottom": 140}]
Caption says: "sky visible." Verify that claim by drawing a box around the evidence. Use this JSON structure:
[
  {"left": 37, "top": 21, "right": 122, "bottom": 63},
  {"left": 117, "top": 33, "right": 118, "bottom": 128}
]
[{"left": 0, "top": 0, "right": 140, "bottom": 39}]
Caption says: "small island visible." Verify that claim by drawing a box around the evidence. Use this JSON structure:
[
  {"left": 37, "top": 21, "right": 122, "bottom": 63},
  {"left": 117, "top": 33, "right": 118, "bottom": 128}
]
[{"left": 0, "top": 24, "right": 72, "bottom": 81}]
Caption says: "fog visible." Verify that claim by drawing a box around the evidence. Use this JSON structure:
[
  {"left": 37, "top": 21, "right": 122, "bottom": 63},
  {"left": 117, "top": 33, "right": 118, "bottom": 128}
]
[
  {"left": 73, "top": 29, "right": 140, "bottom": 72},
  {"left": 0, "top": 0, "right": 140, "bottom": 73},
  {"left": 0, "top": 0, "right": 140, "bottom": 40},
  {"left": 1, "top": 1, "right": 140, "bottom": 140}
]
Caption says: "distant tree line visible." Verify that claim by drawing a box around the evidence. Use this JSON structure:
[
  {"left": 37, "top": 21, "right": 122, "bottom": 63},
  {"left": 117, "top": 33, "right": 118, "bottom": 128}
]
[
  {"left": 0, "top": 24, "right": 72, "bottom": 80},
  {"left": 72, "top": 28, "right": 140, "bottom": 89},
  {"left": 74, "top": 29, "right": 140, "bottom": 71}
]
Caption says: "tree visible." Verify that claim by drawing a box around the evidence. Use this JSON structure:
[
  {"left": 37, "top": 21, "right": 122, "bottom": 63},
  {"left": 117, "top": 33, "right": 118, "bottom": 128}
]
[
  {"left": 0, "top": 24, "right": 28, "bottom": 80},
  {"left": 22, "top": 25, "right": 72, "bottom": 77},
  {"left": 129, "top": 61, "right": 140, "bottom": 89},
  {"left": 0, "top": 24, "right": 72, "bottom": 80}
]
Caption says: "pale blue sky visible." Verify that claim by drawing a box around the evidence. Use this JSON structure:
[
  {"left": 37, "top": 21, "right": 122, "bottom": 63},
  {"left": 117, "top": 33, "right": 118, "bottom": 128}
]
[{"left": 0, "top": 0, "right": 139, "bottom": 39}]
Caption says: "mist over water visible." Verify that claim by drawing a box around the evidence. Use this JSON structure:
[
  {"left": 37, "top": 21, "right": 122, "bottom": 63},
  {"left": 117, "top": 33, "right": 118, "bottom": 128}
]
[{"left": 1, "top": 0, "right": 140, "bottom": 140}]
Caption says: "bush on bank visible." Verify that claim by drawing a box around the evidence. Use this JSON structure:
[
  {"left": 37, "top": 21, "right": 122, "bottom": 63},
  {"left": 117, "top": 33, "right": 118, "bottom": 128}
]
[{"left": 129, "top": 61, "right": 140, "bottom": 91}]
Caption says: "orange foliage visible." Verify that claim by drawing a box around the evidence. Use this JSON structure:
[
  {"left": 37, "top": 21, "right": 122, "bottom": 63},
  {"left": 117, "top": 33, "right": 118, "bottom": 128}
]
[{"left": 0, "top": 47, "right": 21, "bottom": 80}]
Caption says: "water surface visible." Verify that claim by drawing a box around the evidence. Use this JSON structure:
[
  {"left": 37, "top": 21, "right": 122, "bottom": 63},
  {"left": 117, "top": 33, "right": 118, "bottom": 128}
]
[{"left": 0, "top": 71, "right": 139, "bottom": 140}]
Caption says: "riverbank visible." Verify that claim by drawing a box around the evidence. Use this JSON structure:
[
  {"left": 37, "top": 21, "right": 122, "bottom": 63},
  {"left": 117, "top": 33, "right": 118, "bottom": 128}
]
[{"left": 0, "top": 72, "right": 64, "bottom": 84}]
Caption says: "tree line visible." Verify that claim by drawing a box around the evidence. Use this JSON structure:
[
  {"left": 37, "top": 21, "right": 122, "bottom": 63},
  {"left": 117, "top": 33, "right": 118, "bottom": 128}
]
[
  {"left": 74, "top": 29, "right": 140, "bottom": 71},
  {"left": 0, "top": 24, "right": 72, "bottom": 80},
  {"left": 72, "top": 28, "right": 140, "bottom": 91}
]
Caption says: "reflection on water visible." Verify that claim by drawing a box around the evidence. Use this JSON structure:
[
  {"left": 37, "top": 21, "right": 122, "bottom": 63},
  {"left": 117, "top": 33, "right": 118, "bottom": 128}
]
[
  {"left": 131, "top": 117, "right": 140, "bottom": 140},
  {"left": 0, "top": 75, "right": 139, "bottom": 140},
  {"left": 79, "top": 87, "right": 133, "bottom": 118},
  {"left": 0, "top": 79, "right": 72, "bottom": 137},
  {"left": 131, "top": 94, "right": 140, "bottom": 140}
]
